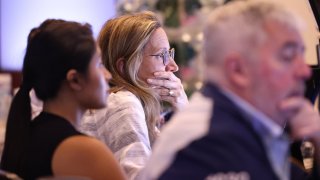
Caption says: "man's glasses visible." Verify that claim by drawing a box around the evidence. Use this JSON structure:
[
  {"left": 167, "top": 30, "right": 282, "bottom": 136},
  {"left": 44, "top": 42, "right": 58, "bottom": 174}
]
[{"left": 149, "top": 48, "right": 175, "bottom": 66}]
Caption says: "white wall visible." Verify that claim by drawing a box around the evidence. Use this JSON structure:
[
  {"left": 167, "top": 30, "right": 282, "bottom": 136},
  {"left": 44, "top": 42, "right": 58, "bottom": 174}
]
[{"left": 0, "top": 0, "right": 115, "bottom": 70}]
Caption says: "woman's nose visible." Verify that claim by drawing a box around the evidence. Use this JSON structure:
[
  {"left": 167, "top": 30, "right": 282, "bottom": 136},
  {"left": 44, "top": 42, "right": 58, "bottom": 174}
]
[
  {"left": 165, "top": 58, "right": 179, "bottom": 72},
  {"left": 104, "top": 68, "right": 112, "bottom": 81}
]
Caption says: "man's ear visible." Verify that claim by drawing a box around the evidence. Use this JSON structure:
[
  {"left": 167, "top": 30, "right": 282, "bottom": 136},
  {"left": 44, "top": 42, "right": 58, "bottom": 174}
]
[
  {"left": 66, "top": 69, "right": 83, "bottom": 91},
  {"left": 116, "top": 58, "right": 124, "bottom": 75},
  {"left": 224, "top": 54, "right": 250, "bottom": 88}
]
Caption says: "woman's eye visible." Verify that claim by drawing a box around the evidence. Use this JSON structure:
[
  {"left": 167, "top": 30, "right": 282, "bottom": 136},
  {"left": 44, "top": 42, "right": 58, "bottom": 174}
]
[{"left": 153, "top": 54, "right": 162, "bottom": 59}]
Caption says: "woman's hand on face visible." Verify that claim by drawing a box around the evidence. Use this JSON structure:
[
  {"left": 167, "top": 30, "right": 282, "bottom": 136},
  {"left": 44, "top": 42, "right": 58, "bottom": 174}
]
[{"left": 147, "top": 71, "right": 189, "bottom": 111}]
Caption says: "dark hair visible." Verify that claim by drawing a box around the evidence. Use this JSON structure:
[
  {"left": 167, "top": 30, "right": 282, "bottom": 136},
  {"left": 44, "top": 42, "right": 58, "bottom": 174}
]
[{"left": 1, "top": 19, "right": 95, "bottom": 173}]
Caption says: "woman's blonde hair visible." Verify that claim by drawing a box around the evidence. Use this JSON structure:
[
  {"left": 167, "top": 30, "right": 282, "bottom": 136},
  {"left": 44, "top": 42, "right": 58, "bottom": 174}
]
[{"left": 98, "top": 11, "right": 161, "bottom": 143}]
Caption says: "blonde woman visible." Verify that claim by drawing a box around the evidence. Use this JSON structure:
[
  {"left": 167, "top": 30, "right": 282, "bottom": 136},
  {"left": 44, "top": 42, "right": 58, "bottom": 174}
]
[{"left": 83, "top": 11, "right": 189, "bottom": 179}]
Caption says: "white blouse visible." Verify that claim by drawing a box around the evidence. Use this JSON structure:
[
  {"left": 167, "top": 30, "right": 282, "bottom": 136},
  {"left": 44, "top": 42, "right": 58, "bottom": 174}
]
[{"left": 81, "top": 90, "right": 156, "bottom": 180}]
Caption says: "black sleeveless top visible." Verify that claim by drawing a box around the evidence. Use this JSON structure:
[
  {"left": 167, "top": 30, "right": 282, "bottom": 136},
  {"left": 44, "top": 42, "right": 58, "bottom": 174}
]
[{"left": 19, "top": 112, "right": 83, "bottom": 180}]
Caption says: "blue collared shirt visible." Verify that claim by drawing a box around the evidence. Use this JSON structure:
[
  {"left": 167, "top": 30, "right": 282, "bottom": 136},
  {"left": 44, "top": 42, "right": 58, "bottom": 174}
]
[{"left": 221, "top": 88, "right": 290, "bottom": 180}]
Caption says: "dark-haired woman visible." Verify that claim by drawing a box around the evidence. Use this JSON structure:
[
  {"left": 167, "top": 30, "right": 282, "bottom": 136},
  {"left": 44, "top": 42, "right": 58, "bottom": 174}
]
[{"left": 0, "top": 19, "right": 126, "bottom": 180}]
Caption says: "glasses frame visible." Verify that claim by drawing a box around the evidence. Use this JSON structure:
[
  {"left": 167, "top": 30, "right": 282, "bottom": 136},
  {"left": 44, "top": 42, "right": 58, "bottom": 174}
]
[{"left": 149, "top": 48, "right": 175, "bottom": 66}]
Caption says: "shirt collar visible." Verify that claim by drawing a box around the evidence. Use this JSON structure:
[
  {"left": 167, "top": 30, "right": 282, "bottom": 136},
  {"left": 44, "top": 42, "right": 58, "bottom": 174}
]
[{"left": 220, "top": 87, "right": 283, "bottom": 138}]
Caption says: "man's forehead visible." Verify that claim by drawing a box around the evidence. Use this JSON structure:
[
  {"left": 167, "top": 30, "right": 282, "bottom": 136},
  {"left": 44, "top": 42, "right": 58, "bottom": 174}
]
[{"left": 263, "top": 21, "right": 303, "bottom": 45}]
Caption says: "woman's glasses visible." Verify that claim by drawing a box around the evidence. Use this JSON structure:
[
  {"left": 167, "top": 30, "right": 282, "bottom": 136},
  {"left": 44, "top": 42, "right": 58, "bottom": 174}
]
[{"left": 149, "top": 48, "right": 175, "bottom": 66}]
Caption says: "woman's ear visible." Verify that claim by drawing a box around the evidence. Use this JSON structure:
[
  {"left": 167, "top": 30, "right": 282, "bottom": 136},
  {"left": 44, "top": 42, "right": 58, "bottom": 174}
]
[
  {"left": 224, "top": 54, "right": 250, "bottom": 88},
  {"left": 116, "top": 58, "right": 124, "bottom": 75},
  {"left": 66, "top": 69, "right": 83, "bottom": 91}
]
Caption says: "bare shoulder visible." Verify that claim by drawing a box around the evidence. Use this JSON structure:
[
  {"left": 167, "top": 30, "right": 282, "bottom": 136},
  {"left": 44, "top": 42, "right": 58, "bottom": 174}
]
[{"left": 52, "top": 135, "right": 126, "bottom": 180}]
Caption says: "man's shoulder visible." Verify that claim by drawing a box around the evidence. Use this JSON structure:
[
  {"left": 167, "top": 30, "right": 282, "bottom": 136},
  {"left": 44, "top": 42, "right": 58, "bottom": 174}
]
[
  {"left": 163, "top": 90, "right": 258, "bottom": 147},
  {"left": 143, "top": 90, "right": 272, "bottom": 180}
]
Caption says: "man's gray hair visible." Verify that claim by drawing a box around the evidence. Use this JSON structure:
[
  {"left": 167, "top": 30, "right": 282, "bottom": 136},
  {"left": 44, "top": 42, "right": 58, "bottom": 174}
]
[{"left": 203, "top": 0, "right": 303, "bottom": 65}]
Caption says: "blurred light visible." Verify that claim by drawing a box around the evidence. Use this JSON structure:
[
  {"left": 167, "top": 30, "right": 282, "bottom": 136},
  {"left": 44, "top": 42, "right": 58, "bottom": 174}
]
[
  {"left": 196, "top": 32, "right": 203, "bottom": 41},
  {"left": 124, "top": 3, "right": 133, "bottom": 11},
  {"left": 182, "top": 82, "right": 188, "bottom": 90},
  {"left": 181, "top": 33, "right": 191, "bottom": 42},
  {"left": 0, "top": 0, "right": 115, "bottom": 71},
  {"left": 195, "top": 81, "right": 203, "bottom": 90}
]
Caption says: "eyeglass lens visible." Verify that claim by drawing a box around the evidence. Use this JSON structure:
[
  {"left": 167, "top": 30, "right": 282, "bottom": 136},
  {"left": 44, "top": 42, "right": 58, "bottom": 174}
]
[{"left": 164, "top": 48, "right": 175, "bottom": 65}]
